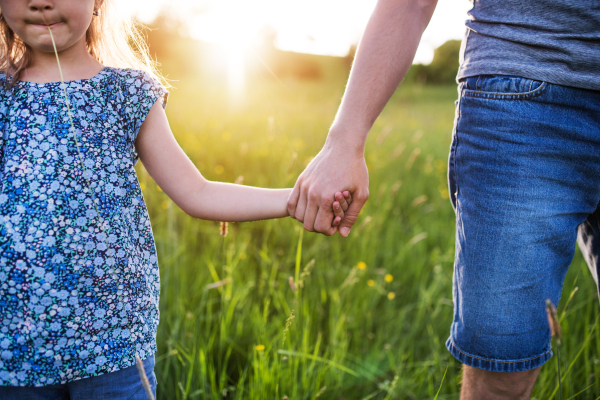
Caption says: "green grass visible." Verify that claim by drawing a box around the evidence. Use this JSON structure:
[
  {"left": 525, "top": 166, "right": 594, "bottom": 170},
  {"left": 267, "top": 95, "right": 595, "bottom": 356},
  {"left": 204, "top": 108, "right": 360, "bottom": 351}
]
[{"left": 138, "top": 70, "right": 600, "bottom": 399}]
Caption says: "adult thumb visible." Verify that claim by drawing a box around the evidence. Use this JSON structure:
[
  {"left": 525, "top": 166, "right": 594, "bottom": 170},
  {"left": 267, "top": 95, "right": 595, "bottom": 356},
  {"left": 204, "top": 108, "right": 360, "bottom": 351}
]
[{"left": 339, "top": 192, "right": 368, "bottom": 237}]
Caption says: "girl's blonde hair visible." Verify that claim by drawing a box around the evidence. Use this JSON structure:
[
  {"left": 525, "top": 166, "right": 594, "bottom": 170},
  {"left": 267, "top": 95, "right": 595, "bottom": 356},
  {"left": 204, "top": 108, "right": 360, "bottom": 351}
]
[{"left": 0, "top": 0, "right": 166, "bottom": 87}]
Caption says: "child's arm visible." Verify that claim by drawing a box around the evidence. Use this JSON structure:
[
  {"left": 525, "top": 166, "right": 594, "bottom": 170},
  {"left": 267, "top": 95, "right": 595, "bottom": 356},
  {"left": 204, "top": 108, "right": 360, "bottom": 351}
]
[
  {"left": 136, "top": 102, "right": 351, "bottom": 224},
  {"left": 136, "top": 102, "right": 289, "bottom": 222}
]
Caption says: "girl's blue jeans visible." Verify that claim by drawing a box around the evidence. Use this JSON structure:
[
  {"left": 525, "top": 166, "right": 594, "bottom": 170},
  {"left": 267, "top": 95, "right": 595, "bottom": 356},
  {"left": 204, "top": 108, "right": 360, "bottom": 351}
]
[
  {"left": 0, "top": 354, "right": 156, "bottom": 400},
  {"left": 446, "top": 75, "right": 600, "bottom": 373}
]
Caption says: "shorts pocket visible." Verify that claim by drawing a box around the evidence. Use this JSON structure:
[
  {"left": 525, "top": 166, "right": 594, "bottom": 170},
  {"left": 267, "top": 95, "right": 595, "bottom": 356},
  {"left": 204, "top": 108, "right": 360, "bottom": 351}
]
[
  {"left": 461, "top": 75, "right": 548, "bottom": 100},
  {"left": 448, "top": 130, "right": 459, "bottom": 211},
  {"left": 448, "top": 94, "right": 462, "bottom": 212}
]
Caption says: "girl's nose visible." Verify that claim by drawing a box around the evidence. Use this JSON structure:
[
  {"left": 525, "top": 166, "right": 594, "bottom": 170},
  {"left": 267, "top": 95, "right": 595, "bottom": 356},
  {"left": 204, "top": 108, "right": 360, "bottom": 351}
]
[{"left": 28, "top": 0, "right": 54, "bottom": 12}]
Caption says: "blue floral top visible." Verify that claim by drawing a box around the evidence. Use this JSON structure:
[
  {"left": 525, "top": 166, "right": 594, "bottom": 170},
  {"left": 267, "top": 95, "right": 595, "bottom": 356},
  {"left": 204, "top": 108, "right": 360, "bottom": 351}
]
[{"left": 0, "top": 67, "right": 167, "bottom": 386}]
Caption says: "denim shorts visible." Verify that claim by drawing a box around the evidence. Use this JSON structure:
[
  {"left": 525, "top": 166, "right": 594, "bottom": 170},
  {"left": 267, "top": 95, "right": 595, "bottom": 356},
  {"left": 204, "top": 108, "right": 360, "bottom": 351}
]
[
  {"left": 0, "top": 354, "right": 156, "bottom": 400},
  {"left": 446, "top": 75, "right": 600, "bottom": 373}
]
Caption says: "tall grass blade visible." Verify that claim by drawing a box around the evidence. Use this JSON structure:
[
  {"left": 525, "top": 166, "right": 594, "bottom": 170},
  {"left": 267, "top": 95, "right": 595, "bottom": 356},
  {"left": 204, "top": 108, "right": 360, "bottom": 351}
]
[
  {"left": 546, "top": 300, "right": 563, "bottom": 400},
  {"left": 433, "top": 366, "right": 448, "bottom": 400},
  {"left": 277, "top": 350, "right": 360, "bottom": 377},
  {"left": 135, "top": 354, "right": 156, "bottom": 400},
  {"left": 549, "top": 315, "right": 599, "bottom": 399},
  {"left": 556, "top": 349, "right": 563, "bottom": 400},
  {"left": 560, "top": 287, "right": 579, "bottom": 324},
  {"left": 45, "top": 25, "right": 107, "bottom": 238},
  {"left": 46, "top": 21, "right": 149, "bottom": 397},
  {"left": 566, "top": 382, "right": 598, "bottom": 400},
  {"left": 295, "top": 229, "right": 303, "bottom": 296}
]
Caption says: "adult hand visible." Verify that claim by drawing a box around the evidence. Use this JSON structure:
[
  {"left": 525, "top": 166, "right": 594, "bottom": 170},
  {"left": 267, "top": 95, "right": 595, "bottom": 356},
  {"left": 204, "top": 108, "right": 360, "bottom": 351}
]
[
  {"left": 287, "top": 135, "right": 369, "bottom": 237},
  {"left": 287, "top": 0, "right": 438, "bottom": 237}
]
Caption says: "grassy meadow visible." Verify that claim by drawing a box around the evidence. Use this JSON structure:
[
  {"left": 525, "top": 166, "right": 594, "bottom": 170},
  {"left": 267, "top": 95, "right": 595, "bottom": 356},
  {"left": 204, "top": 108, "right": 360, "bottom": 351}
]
[{"left": 137, "top": 53, "right": 600, "bottom": 399}]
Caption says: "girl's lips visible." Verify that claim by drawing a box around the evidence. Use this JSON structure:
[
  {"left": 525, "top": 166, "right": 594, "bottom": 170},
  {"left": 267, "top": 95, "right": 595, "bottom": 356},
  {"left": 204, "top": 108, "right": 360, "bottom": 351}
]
[{"left": 32, "top": 22, "right": 63, "bottom": 28}]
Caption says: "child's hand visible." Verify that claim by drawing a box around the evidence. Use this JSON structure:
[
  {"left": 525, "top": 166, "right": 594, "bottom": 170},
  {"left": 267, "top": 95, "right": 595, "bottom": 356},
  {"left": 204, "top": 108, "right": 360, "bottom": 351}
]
[{"left": 332, "top": 191, "right": 353, "bottom": 227}]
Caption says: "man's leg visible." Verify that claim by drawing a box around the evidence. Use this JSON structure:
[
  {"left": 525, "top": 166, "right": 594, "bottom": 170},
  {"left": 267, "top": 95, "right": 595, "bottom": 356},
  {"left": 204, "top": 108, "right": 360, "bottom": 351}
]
[
  {"left": 446, "top": 76, "right": 600, "bottom": 396},
  {"left": 460, "top": 365, "right": 541, "bottom": 400}
]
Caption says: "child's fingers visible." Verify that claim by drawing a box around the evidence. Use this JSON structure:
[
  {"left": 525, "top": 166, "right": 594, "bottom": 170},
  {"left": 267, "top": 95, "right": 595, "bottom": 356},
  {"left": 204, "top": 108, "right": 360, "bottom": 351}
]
[
  {"left": 335, "top": 192, "right": 349, "bottom": 212},
  {"left": 343, "top": 191, "right": 353, "bottom": 205},
  {"left": 333, "top": 201, "right": 345, "bottom": 220},
  {"left": 332, "top": 198, "right": 346, "bottom": 227}
]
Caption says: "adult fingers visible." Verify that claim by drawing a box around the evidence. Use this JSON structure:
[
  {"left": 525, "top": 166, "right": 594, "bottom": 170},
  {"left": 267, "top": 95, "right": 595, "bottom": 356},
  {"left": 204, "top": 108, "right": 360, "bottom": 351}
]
[
  {"left": 294, "top": 188, "right": 309, "bottom": 222},
  {"left": 313, "top": 198, "right": 337, "bottom": 235},
  {"left": 302, "top": 200, "right": 319, "bottom": 232},
  {"left": 338, "top": 190, "right": 369, "bottom": 237},
  {"left": 335, "top": 192, "right": 349, "bottom": 211},
  {"left": 287, "top": 182, "right": 301, "bottom": 219}
]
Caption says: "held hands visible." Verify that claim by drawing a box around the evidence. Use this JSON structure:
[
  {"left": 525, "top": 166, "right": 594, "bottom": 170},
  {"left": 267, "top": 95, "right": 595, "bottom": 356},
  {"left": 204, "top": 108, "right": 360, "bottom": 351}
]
[{"left": 287, "top": 140, "right": 369, "bottom": 236}]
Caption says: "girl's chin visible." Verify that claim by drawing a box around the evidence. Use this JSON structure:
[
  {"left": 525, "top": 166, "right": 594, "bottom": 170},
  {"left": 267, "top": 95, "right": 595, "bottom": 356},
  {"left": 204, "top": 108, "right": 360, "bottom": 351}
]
[
  {"left": 30, "top": 42, "right": 66, "bottom": 53},
  {"left": 25, "top": 35, "right": 72, "bottom": 53}
]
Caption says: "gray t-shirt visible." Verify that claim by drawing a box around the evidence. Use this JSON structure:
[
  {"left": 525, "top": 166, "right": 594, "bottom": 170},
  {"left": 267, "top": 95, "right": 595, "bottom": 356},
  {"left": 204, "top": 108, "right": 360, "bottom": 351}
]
[{"left": 457, "top": 0, "right": 600, "bottom": 91}]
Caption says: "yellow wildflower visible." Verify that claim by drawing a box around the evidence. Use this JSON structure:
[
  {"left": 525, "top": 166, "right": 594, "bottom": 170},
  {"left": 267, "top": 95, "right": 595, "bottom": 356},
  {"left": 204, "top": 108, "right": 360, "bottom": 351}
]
[
  {"left": 384, "top": 274, "right": 393, "bottom": 283},
  {"left": 387, "top": 292, "right": 396, "bottom": 300},
  {"left": 255, "top": 344, "right": 265, "bottom": 351},
  {"left": 367, "top": 280, "right": 375, "bottom": 287},
  {"left": 357, "top": 262, "right": 367, "bottom": 270}
]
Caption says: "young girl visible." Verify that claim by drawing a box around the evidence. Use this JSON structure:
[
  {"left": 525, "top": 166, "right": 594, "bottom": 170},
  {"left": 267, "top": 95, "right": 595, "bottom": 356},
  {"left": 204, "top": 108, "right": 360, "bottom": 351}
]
[{"left": 0, "top": 0, "right": 352, "bottom": 398}]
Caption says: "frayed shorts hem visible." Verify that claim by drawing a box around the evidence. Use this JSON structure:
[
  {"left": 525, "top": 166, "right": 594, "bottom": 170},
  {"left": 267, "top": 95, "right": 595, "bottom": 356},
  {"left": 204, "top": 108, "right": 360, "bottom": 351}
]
[{"left": 446, "top": 337, "right": 552, "bottom": 373}]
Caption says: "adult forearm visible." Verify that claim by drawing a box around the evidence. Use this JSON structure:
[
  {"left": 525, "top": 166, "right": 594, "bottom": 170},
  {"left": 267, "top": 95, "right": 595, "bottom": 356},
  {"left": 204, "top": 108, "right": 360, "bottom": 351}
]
[
  {"left": 288, "top": 0, "right": 437, "bottom": 236},
  {"left": 328, "top": 0, "right": 438, "bottom": 150},
  {"left": 185, "top": 181, "right": 291, "bottom": 222}
]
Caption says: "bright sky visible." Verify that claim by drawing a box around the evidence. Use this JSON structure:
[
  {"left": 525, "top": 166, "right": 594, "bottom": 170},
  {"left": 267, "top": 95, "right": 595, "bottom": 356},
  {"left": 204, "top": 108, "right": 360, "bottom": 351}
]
[{"left": 122, "top": 0, "right": 473, "bottom": 65}]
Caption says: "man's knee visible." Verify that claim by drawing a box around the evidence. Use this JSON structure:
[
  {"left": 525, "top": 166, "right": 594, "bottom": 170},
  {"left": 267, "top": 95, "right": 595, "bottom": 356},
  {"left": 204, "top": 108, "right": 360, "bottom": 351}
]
[{"left": 461, "top": 364, "right": 542, "bottom": 400}]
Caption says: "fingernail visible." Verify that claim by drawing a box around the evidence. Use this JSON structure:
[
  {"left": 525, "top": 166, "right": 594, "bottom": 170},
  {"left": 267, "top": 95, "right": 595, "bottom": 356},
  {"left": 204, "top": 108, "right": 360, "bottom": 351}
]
[{"left": 340, "top": 227, "right": 350, "bottom": 237}]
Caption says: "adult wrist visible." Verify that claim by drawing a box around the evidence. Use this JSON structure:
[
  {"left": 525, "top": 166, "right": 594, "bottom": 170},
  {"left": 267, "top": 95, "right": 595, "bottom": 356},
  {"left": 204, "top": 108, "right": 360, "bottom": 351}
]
[{"left": 325, "top": 124, "right": 368, "bottom": 156}]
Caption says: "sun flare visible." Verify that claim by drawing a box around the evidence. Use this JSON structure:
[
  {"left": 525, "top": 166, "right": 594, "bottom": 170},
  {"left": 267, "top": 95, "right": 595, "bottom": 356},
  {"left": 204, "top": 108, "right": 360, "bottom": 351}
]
[{"left": 125, "top": 0, "right": 472, "bottom": 96}]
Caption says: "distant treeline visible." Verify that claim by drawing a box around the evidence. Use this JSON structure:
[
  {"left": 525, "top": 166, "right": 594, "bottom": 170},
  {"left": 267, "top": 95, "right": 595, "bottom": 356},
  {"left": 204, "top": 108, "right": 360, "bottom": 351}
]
[
  {"left": 405, "top": 40, "right": 461, "bottom": 84},
  {"left": 143, "top": 15, "right": 460, "bottom": 85}
]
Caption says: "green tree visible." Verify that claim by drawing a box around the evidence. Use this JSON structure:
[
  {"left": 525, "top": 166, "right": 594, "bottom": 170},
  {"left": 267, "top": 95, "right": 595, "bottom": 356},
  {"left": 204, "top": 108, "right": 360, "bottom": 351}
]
[{"left": 407, "top": 39, "right": 461, "bottom": 84}]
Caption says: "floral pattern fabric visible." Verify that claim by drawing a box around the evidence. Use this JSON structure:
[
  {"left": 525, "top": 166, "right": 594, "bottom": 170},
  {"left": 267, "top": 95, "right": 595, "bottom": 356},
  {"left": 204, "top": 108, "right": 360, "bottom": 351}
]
[{"left": 0, "top": 67, "right": 167, "bottom": 386}]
